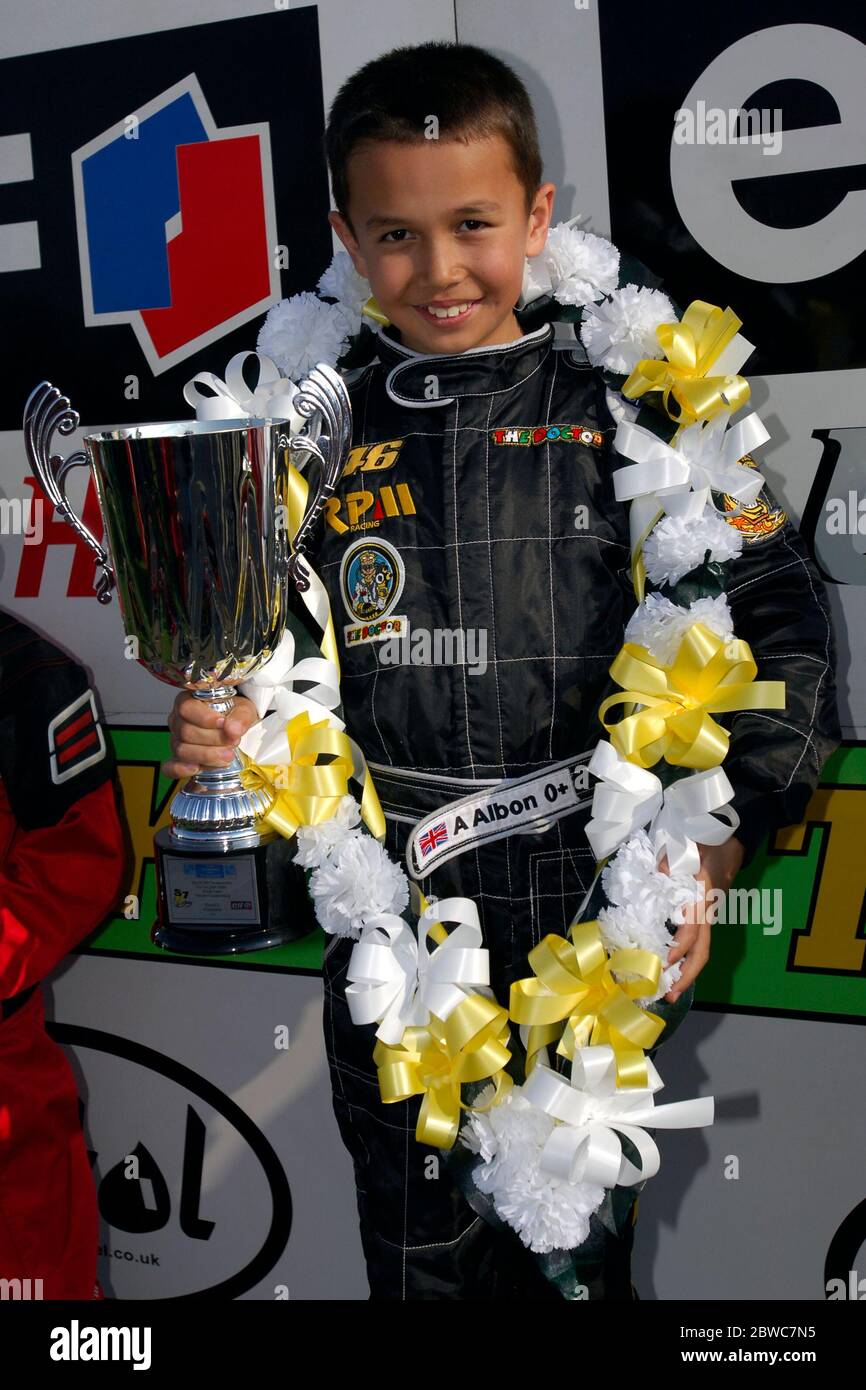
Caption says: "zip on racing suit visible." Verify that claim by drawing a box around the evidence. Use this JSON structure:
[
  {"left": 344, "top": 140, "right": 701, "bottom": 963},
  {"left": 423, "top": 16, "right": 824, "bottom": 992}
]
[
  {"left": 299, "top": 318, "right": 840, "bottom": 1300},
  {"left": 0, "top": 612, "right": 127, "bottom": 1298}
]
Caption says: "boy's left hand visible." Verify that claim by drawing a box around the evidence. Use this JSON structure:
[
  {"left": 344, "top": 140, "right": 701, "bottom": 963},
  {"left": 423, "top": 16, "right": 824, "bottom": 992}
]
[{"left": 662, "top": 838, "right": 745, "bottom": 1003}]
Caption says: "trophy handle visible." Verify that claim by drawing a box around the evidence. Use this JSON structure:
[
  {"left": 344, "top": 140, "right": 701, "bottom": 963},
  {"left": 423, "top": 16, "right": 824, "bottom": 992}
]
[
  {"left": 22, "top": 381, "right": 116, "bottom": 604},
  {"left": 282, "top": 362, "right": 352, "bottom": 592}
]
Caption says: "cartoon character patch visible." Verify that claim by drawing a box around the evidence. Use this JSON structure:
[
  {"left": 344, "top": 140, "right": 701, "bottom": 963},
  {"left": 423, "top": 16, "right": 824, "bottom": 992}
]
[
  {"left": 722, "top": 454, "right": 788, "bottom": 542},
  {"left": 339, "top": 537, "right": 408, "bottom": 645}
]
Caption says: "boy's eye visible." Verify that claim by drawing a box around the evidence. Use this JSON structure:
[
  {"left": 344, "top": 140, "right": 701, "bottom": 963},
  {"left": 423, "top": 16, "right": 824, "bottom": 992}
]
[{"left": 379, "top": 219, "right": 490, "bottom": 243}]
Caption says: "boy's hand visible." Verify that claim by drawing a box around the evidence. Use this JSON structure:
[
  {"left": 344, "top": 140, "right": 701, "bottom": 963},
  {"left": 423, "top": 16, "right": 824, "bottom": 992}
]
[
  {"left": 162, "top": 692, "right": 262, "bottom": 780},
  {"left": 661, "top": 837, "right": 745, "bottom": 1003}
]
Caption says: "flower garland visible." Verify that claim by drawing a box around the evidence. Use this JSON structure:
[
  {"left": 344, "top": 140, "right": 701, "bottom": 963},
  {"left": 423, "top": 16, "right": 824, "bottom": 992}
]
[
  {"left": 181, "top": 219, "right": 785, "bottom": 1270},
  {"left": 447, "top": 244, "right": 784, "bottom": 1258}
]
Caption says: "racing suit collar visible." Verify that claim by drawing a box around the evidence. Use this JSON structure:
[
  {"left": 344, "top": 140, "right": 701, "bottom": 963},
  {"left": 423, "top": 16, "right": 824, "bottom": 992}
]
[{"left": 373, "top": 321, "right": 555, "bottom": 409}]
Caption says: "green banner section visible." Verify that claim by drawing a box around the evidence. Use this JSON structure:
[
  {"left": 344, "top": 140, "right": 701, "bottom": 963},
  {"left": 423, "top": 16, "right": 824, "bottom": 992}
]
[
  {"left": 84, "top": 727, "right": 326, "bottom": 973},
  {"left": 697, "top": 742, "right": 865, "bottom": 1020},
  {"left": 87, "top": 729, "right": 865, "bottom": 1018}
]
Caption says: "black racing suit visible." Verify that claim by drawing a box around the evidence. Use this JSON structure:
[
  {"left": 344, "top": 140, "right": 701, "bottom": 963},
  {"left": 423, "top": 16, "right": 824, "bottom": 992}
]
[{"left": 308, "top": 320, "right": 839, "bottom": 1300}]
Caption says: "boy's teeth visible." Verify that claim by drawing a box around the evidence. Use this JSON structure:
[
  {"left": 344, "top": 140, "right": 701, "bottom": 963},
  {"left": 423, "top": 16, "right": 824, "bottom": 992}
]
[{"left": 426, "top": 302, "right": 471, "bottom": 318}]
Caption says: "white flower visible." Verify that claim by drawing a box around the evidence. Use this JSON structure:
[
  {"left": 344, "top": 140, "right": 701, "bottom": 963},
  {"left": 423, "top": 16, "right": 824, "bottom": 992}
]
[
  {"left": 643, "top": 505, "right": 744, "bottom": 587},
  {"left": 597, "top": 905, "right": 683, "bottom": 1003},
  {"left": 602, "top": 830, "right": 698, "bottom": 926},
  {"left": 317, "top": 249, "right": 371, "bottom": 323},
  {"left": 520, "top": 252, "right": 553, "bottom": 306},
  {"left": 460, "top": 1088, "right": 605, "bottom": 1254},
  {"left": 257, "top": 292, "right": 356, "bottom": 380},
  {"left": 580, "top": 284, "right": 676, "bottom": 375},
  {"left": 624, "top": 592, "right": 733, "bottom": 666},
  {"left": 293, "top": 795, "right": 362, "bottom": 870},
  {"left": 544, "top": 225, "right": 620, "bottom": 307},
  {"left": 597, "top": 831, "right": 699, "bottom": 1003},
  {"left": 520, "top": 213, "right": 585, "bottom": 307},
  {"left": 309, "top": 830, "right": 409, "bottom": 938}
]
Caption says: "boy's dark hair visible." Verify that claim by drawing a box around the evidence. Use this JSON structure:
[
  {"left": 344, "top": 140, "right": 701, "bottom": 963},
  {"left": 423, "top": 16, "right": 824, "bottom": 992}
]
[{"left": 324, "top": 41, "right": 543, "bottom": 229}]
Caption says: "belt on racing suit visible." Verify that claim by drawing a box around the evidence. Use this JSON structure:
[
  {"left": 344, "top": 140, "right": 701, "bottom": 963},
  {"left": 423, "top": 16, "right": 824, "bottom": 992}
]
[{"left": 367, "top": 751, "right": 596, "bottom": 880}]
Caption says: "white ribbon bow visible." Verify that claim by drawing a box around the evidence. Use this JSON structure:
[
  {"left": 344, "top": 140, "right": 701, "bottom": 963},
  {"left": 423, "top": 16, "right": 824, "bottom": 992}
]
[
  {"left": 523, "top": 1044, "right": 714, "bottom": 1188},
  {"left": 650, "top": 768, "right": 740, "bottom": 877},
  {"left": 184, "top": 352, "right": 340, "bottom": 723},
  {"left": 585, "top": 744, "right": 740, "bottom": 877},
  {"left": 238, "top": 627, "right": 342, "bottom": 724},
  {"left": 345, "top": 897, "right": 491, "bottom": 1044},
  {"left": 585, "top": 741, "right": 663, "bottom": 861},
  {"left": 183, "top": 350, "right": 303, "bottom": 425},
  {"left": 613, "top": 410, "right": 770, "bottom": 524}
]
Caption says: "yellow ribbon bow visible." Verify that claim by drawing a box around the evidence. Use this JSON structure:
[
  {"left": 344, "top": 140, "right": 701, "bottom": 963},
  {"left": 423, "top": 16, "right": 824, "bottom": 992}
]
[
  {"left": 510, "top": 920, "right": 666, "bottom": 1087},
  {"left": 599, "top": 622, "right": 786, "bottom": 771},
  {"left": 239, "top": 710, "right": 381, "bottom": 838},
  {"left": 622, "top": 300, "right": 750, "bottom": 429},
  {"left": 373, "top": 993, "right": 513, "bottom": 1149}
]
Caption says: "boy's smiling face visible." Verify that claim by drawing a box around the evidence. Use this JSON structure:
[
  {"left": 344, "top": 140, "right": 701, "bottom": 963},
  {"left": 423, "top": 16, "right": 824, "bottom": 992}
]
[{"left": 329, "top": 133, "right": 555, "bottom": 355}]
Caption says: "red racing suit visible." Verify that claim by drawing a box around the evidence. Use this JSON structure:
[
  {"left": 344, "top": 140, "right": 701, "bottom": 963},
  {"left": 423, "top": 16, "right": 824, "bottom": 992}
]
[{"left": 0, "top": 612, "right": 127, "bottom": 1299}]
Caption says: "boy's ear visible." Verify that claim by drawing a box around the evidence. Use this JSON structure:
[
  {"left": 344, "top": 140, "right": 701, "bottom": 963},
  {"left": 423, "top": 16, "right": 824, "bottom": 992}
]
[
  {"left": 329, "top": 210, "right": 370, "bottom": 279},
  {"left": 525, "top": 181, "right": 556, "bottom": 256}
]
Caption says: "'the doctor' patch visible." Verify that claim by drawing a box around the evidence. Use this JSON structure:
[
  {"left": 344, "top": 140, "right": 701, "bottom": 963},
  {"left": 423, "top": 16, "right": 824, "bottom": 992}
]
[{"left": 491, "top": 423, "right": 604, "bottom": 447}]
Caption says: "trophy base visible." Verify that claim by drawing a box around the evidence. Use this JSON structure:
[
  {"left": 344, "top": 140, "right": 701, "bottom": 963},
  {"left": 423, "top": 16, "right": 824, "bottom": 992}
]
[{"left": 153, "top": 826, "right": 317, "bottom": 955}]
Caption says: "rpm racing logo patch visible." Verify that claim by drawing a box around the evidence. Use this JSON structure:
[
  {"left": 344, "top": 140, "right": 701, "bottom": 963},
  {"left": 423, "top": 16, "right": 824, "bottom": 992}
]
[
  {"left": 325, "top": 482, "right": 416, "bottom": 534},
  {"left": 340, "top": 537, "right": 408, "bottom": 646}
]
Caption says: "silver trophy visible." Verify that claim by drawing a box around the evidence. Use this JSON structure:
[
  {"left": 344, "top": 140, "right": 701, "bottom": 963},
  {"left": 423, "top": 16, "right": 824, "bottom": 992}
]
[{"left": 23, "top": 365, "right": 351, "bottom": 954}]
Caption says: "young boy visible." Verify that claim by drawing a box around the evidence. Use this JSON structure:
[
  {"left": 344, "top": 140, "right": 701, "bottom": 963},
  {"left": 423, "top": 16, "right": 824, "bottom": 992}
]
[{"left": 164, "top": 41, "right": 839, "bottom": 1300}]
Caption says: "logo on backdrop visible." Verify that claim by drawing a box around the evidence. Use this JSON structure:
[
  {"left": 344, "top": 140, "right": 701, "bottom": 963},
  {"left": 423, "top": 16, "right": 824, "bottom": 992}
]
[
  {"left": 47, "top": 1023, "right": 292, "bottom": 1299},
  {"left": 800, "top": 426, "right": 866, "bottom": 585},
  {"left": 72, "top": 74, "right": 279, "bottom": 375},
  {"left": 0, "top": 7, "right": 331, "bottom": 427},
  {"left": 598, "top": 8, "right": 866, "bottom": 375}
]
